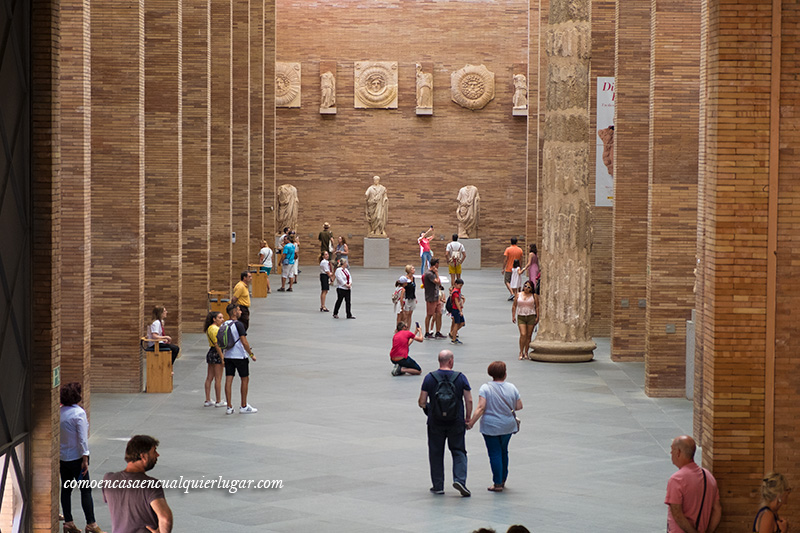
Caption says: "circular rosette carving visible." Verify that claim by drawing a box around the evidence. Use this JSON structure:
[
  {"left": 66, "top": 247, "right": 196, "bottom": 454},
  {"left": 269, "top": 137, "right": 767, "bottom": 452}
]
[
  {"left": 355, "top": 63, "right": 398, "bottom": 108},
  {"left": 275, "top": 63, "right": 301, "bottom": 107},
  {"left": 451, "top": 64, "right": 495, "bottom": 110}
]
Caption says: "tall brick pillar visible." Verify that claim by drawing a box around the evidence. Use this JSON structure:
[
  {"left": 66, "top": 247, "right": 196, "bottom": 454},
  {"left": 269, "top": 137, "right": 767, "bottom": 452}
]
[
  {"left": 701, "top": 0, "right": 800, "bottom": 529},
  {"left": 644, "top": 0, "right": 700, "bottom": 397},
  {"left": 210, "top": 0, "right": 233, "bottom": 293},
  {"left": 91, "top": 0, "right": 145, "bottom": 392},
  {"left": 611, "top": 0, "right": 649, "bottom": 361},
  {"left": 263, "top": 0, "right": 275, "bottom": 238},
  {"left": 31, "top": 0, "right": 61, "bottom": 529},
  {"left": 231, "top": 0, "right": 250, "bottom": 276},
  {"left": 526, "top": 0, "right": 543, "bottom": 254},
  {"left": 181, "top": 0, "right": 211, "bottom": 331},
  {"left": 144, "top": 0, "right": 183, "bottom": 344},
  {"left": 529, "top": 0, "right": 596, "bottom": 362},
  {"left": 250, "top": 0, "right": 264, "bottom": 255},
  {"left": 60, "top": 0, "right": 92, "bottom": 410}
]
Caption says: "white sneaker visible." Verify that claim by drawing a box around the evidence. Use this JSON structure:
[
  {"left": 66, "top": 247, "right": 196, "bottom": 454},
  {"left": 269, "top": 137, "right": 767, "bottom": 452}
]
[
  {"left": 215, "top": 401, "right": 226, "bottom": 408},
  {"left": 239, "top": 404, "right": 258, "bottom": 414},
  {"left": 203, "top": 401, "right": 214, "bottom": 407},
  {"left": 226, "top": 407, "right": 235, "bottom": 415}
]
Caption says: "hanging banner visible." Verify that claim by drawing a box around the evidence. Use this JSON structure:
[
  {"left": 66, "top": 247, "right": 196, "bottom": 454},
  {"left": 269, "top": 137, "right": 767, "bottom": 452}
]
[{"left": 595, "top": 77, "right": 615, "bottom": 207}]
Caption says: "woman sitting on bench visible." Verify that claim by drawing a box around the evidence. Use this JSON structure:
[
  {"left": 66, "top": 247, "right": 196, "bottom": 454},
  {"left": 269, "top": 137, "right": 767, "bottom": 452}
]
[{"left": 146, "top": 305, "right": 180, "bottom": 364}]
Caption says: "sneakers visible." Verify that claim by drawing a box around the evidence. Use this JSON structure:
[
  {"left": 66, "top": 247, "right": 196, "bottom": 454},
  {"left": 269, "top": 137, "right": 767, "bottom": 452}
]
[
  {"left": 226, "top": 406, "right": 235, "bottom": 415},
  {"left": 203, "top": 401, "right": 214, "bottom": 407},
  {"left": 214, "top": 401, "right": 226, "bottom": 408},
  {"left": 391, "top": 364, "right": 402, "bottom": 376},
  {"left": 450, "top": 338, "right": 463, "bottom": 345},
  {"left": 239, "top": 404, "right": 258, "bottom": 414},
  {"left": 434, "top": 332, "right": 447, "bottom": 339},
  {"left": 429, "top": 487, "right": 445, "bottom": 495},
  {"left": 424, "top": 333, "right": 433, "bottom": 339},
  {"left": 286, "top": 288, "right": 293, "bottom": 292},
  {"left": 452, "top": 481, "right": 471, "bottom": 497},
  {"left": 277, "top": 287, "right": 286, "bottom": 292},
  {"left": 508, "top": 295, "right": 515, "bottom": 301},
  {"left": 333, "top": 315, "right": 339, "bottom": 319},
  {"left": 346, "top": 315, "right": 356, "bottom": 319}
]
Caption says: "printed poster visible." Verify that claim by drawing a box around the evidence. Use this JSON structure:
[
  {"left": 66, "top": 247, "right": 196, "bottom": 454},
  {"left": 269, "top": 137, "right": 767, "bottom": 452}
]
[{"left": 595, "top": 76, "right": 615, "bottom": 207}]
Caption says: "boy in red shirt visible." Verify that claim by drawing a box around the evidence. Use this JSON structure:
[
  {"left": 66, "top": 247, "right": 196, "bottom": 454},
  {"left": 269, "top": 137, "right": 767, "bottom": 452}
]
[
  {"left": 449, "top": 279, "right": 466, "bottom": 344},
  {"left": 390, "top": 322, "right": 424, "bottom": 376}
]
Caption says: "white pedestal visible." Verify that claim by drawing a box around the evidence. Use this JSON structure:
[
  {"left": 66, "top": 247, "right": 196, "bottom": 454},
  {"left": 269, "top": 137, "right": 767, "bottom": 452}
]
[
  {"left": 416, "top": 108, "right": 433, "bottom": 116},
  {"left": 363, "top": 238, "right": 389, "bottom": 268},
  {"left": 512, "top": 108, "right": 528, "bottom": 117},
  {"left": 460, "top": 239, "right": 481, "bottom": 269},
  {"left": 320, "top": 107, "right": 337, "bottom": 115}
]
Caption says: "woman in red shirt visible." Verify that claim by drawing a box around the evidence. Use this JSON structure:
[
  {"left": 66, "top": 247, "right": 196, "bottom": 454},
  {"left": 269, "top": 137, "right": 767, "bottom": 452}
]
[{"left": 390, "top": 322, "right": 424, "bottom": 376}]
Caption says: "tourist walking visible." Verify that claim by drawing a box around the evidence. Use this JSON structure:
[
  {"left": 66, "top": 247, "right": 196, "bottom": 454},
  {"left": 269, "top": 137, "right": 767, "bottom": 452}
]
[
  {"left": 279, "top": 234, "right": 297, "bottom": 291},
  {"left": 231, "top": 270, "right": 252, "bottom": 330},
  {"left": 203, "top": 311, "right": 225, "bottom": 407},
  {"left": 319, "top": 251, "right": 333, "bottom": 312},
  {"left": 258, "top": 240, "right": 273, "bottom": 294},
  {"left": 424, "top": 258, "right": 445, "bottom": 339},
  {"left": 333, "top": 259, "right": 355, "bottom": 319},
  {"left": 318, "top": 222, "right": 334, "bottom": 255},
  {"left": 665, "top": 435, "right": 722, "bottom": 533},
  {"left": 468, "top": 361, "right": 523, "bottom": 493},
  {"left": 448, "top": 278, "right": 466, "bottom": 344},
  {"left": 523, "top": 243, "right": 540, "bottom": 294},
  {"left": 223, "top": 303, "right": 258, "bottom": 414},
  {"left": 334, "top": 235, "right": 349, "bottom": 267},
  {"left": 753, "top": 473, "right": 790, "bottom": 533},
  {"left": 445, "top": 234, "right": 466, "bottom": 288},
  {"left": 512, "top": 281, "right": 539, "bottom": 360},
  {"left": 400, "top": 264, "right": 418, "bottom": 326},
  {"left": 393, "top": 276, "right": 408, "bottom": 325},
  {"left": 502, "top": 238, "right": 524, "bottom": 301}
]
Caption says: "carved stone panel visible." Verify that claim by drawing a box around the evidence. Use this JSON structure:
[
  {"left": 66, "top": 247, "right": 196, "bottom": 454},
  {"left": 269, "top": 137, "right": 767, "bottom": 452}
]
[
  {"left": 354, "top": 61, "right": 398, "bottom": 109},
  {"left": 276, "top": 62, "right": 301, "bottom": 108},
  {"left": 451, "top": 64, "right": 495, "bottom": 110}
]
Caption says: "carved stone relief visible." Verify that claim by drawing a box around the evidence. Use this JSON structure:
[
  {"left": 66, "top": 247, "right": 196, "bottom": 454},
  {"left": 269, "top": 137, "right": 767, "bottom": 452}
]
[
  {"left": 416, "top": 63, "right": 433, "bottom": 109},
  {"left": 277, "top": 184, "right": 299, "bottom": 232},
  {"left": 276, "top": 62, "right": 301, "bottom": 108},
  {"left": 320, "top": 71, "right": 336, "bottom": 110},
  {"left": 354, "top": 61, "right": 398, "bottom": 109},
  {"left": 512, "top": 74, "right": 528, "bottom": 110},
  {"left": 456, "top": 185, "right": 480, "bottom": 239},
  {"left": 450, "top": 64, "right": 495, "bottom": 110}
]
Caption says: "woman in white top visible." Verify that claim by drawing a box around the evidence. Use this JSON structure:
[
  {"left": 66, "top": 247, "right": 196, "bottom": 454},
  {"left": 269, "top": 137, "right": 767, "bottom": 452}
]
[
  {"left": 332, "top": 259, "right": 355, "bottom": 319},
  {"left": 319, "top": 250, "right": 334, "bottom": 312},
  {"left": 147, "top": 305, "right": 180, "bottom": 364},
  {"left": 511, "top": 280, "right": 539, "bottom": 360},
  {"left": 467, "top": 361, "right": 523, "bottom": 493},
  {"left": 258, "top": 240, "right": 273, "bottom": 294},
  {"left": 60, "top": 382, "right": 106, "bottom": 533}
]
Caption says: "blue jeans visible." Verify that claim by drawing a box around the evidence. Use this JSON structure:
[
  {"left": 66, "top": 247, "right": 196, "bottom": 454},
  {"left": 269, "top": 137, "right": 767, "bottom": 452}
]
[
  {"left": 420, "top": 251, "right": 432, "bottom": 275},
  {"left": 427, "top": 423, "right": 467, "bottom": 490},
  {"left": 483, "top": 433, "right": 512, "bottom": 485}
]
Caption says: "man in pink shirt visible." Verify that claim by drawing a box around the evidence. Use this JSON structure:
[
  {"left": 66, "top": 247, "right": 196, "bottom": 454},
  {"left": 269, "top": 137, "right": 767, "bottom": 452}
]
[{"left": 665, "top": 435, "right": 722, "bottom": 533}]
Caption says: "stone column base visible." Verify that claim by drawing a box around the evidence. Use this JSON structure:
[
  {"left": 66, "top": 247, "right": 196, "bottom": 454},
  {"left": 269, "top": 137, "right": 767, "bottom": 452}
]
[
  {"left": 460, "top": 238, "right": 481, "bottom": 269},
  {"left": 363, "top": 237, "right": 389, "bottom": 268},
  {"left": 529, "top": 339, "right": 596, "bottom": 362}
]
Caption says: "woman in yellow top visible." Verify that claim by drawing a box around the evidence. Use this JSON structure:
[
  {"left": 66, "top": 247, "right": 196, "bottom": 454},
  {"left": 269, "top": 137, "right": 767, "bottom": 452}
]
[{"left": 203, "top": 311, "right": 226, "bottom": 407}]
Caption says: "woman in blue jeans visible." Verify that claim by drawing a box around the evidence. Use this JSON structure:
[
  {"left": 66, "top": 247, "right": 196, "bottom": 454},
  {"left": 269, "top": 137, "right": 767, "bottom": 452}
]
[{"left": 468, "top": 361, "right": 523, "bottom": 492}]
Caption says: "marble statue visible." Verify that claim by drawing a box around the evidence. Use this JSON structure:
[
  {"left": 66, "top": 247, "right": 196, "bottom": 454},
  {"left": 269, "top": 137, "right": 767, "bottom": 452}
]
[
  {"left": 456, "top": 186, "right": 480, "bottom": 239},
  {"left": 451, "top": 64, "right": 495, "bottom": 110},
  {"left": 276, "top": 62, "right": 301, "bottom": 108},
  {"left": 512, "top": 74, "right": 528, "bottom": 109},
  {"left": 364, "top": 175, "right": 389, "bottom": 237},
  {"left": 354, "top": 62, "right": 398, "bottom": 109},
  {"left": 320, "top": 71, "right": 336, "bottom": 109},
  {"left": 416, "top": 63, "right": 433, "bottom": 109},
  {"left": 277, "top": 184, "right": 298, "bottom": 232},
  {"left": 598, "top": 126, "right": 614, "bottom": 176}
]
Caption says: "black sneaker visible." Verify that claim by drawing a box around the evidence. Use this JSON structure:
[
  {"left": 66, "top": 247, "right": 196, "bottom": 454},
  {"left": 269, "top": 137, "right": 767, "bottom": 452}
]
[
  {"left": 424, "top": 333, "right": 433, "bottom": 339},
  {"left": 429, "top": 487, "right": 444, "bottom": 495},
  {"left": 452, "top": 481, "right": 471, "bottom": 497},
  {"left": 434, "top": 332, "right": 446, "bottom": 339}
]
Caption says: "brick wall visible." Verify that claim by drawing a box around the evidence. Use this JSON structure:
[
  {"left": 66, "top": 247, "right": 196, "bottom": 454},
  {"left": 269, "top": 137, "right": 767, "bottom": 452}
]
[
  {"left": 611, "top": 0, "right": 649, "bottom": 360},
  {"left": 264, "top": 1, "right": 276, "bottom": 237},
  {"left": 645, "top": 0, "right": 700, "bottom": 397},
  {"left": 91, "top": 0, "right": 146, "bottom": 392},
  {"left": 276, "top": 0, "right": 529, "bottom": 267},
  {"left": 250, "top": 0, "right": 265, "bottom": 254},
  {"left": 232, "top": 0, "right": 251, "bottom": 276}
]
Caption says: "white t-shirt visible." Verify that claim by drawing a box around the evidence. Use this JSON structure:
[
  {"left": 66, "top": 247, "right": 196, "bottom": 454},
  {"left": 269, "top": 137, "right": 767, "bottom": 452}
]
[
  {"left": 446, "top": 241, "right": 466, "bottom": 263},
  {"left": 259, "top": 247, "right": 273, "bottom": 267},
  {"left": 221, "top": 320, "right": 248, "bottom": 359},
  {"left": 320, "top": 259, "right": 331, "bottom": 274},
  {"left": 147, "top": 320, "right": 163, "bottom": 348}
]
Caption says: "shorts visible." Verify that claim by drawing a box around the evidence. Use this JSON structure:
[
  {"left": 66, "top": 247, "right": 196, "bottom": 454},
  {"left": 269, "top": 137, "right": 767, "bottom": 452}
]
[
  {"left": 518, "top": 314, "right": 537, "bottom": 325},
  {"left": 426, "top": 300, "right": 442, "bottom": 316},
  {"left": 260, "top": 266, "right": 272, "bottom": 274},
  {"left": 448, "top": 263, "right": 462, "bottom": 276},
  {"left": 392, "top": 356, "right": 421, "bottom": 372},
  {"left": 224, "top": 358, "right": 250, "bottom": 377},
  {"left": 451, "top": 309, "right": 465, "bottom": 324},
  {"left": 404, "top": 298, "right": 417, "bottom": 312},
  {"left": 282, "top": 263, "right": 296, "bottom": 278},
  {"left": 206, "top": 347, "right": 222, "bottom": 365},
  {"left": 504, "top": 271, "right": 512, "bottom": 284},
  {"left": 320, "top": 273, "right": 330, "bottom": 291}
]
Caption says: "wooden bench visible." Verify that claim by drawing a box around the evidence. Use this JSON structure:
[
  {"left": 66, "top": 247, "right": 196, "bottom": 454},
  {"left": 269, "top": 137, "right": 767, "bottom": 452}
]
[
  {"left": 208, "top": 290, "right": 230, "bottom": 318},
  {"left": 249, "top": 264, "right": 269, "bottom": 298},
  {"left": 140, "top": 338, "right": 173, "bottom": 393}
]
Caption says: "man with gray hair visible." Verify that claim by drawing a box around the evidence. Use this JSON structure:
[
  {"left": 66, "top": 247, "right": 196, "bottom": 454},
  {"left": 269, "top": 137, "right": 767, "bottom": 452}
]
[
  {"left": 665, "top": 435, "right": 722, "bottom": 533},
  {"left": 418, "top": 350, "right": 472, "bottom": 496}
]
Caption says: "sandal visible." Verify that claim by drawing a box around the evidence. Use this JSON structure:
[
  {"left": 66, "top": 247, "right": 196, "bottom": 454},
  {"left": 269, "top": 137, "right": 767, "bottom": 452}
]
[{"left": 487, "top": 485, "right": 504, "bottom": 492}]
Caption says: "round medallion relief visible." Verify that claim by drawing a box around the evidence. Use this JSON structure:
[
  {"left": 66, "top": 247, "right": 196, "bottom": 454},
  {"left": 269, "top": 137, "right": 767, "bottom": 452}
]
[
  {"left": 451, "top": 64, "right": 495, "bottom": 110},
  {"left": 355, "top": 63, "right": 398, "bottom": 108},
  {"left": 275, "top": 63, "right": 301, "bottom": 107}
]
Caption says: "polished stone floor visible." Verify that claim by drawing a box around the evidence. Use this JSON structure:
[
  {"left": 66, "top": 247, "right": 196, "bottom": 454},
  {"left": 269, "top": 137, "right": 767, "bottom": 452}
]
[{"left": 84, "top": 268, "right": 693, "bottom": 533}]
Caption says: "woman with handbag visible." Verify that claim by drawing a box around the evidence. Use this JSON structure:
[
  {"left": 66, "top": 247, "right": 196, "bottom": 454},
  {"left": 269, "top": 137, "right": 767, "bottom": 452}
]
[{"left": 467, "top": 361, "right": 523, "bottom": 493}]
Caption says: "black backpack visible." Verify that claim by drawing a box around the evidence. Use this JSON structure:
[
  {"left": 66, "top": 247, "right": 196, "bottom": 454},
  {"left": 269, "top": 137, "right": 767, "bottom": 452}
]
[
  {"left": 216, "top": 321, "right": 240, "bottom": 350},
  {"left": 431, "top": 371, "right": 461, "bottom": 422},
  {"left": 444, "top": 295, "right": 454, "bottom": 314}
]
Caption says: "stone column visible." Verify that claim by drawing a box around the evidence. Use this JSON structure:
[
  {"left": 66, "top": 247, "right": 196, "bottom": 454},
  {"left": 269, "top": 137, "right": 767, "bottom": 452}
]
[{"left": 530, "top": 0, "right": 595, "bottom": 362}]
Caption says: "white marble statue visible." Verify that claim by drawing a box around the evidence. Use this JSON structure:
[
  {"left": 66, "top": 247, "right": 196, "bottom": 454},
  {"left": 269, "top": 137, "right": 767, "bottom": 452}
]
[
  {"left": 320, "top": 71, "right": 336, "bottom": 109},
  {"left": 416, "top": 63, "right": 433, "bottom": 109},
  {"left": 277, "top": 184, "right": 298, "bottom": 232},
  {"left": 456, "top": 185, "right": 480, "bottom": 238},
  {"left": 513, "top": 74, "right": 528, "bottom": 109},
  {"left": 364, "top": 175, "right": 389, "bottom": 238}
]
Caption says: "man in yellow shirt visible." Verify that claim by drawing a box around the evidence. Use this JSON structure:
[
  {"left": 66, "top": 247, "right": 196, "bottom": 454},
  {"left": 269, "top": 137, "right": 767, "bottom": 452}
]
[{"left": 232, "top": 271, "right": 252, "bottom": 330}]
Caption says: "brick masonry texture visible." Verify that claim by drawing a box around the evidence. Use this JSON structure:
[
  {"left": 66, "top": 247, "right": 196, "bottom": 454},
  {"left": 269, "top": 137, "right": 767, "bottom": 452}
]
[
  {"left": 231, "top": 0, "right": 251, "bottom": 276},
  {"left": 611, "top": 0, "right": 649, "bottom": 360},
  {"left": 645, "top": 0, "right": 700, "bottom": 397},
  {"left": 250, "top": 0, "right": 266, "bottom": 265}
]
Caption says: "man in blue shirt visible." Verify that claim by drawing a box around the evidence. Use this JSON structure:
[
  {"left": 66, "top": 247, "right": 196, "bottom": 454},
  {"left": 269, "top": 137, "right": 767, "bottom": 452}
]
[
  {"left": 418, "top": 350, "right": 473, "bottom": 496},
  {"left": 279, "top": 234, "right": 297, "bottom": 292}
]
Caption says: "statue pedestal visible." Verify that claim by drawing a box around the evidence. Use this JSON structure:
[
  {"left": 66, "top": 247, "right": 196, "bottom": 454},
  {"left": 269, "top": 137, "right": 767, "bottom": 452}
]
[
  {"left": 320, "top": 107, "right": 337, "bottom": 115},
  {"left": 363, "top": 238, "right": 389, "bottom": 268},
  {"left": 528, "top": 339, "right": 595, "bottom": 362},
  {"left": 416, "top": 108, "right": 433, "bottom": 116},
  {"left": 512, "top": 107, "right": 528, "bottom": 117},
  {"left": 460, "top": 239, "right": 481, "bottom": 269}
]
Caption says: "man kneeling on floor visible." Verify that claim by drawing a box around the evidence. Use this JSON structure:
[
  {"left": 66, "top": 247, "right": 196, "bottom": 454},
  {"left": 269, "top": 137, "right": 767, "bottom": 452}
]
[{"left": 390, "top": 321, "right": 423, "bottom": 376}]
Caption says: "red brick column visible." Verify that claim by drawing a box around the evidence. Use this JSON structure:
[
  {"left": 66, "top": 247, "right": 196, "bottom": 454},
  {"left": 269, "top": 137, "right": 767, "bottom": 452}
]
[
  {"left": 144, "top": 0, "right": 183, "bottom": 345},
  {"left": 645, "top": 0, "right": 700, "bottom": 396},
  {"left": 231, "top": 0, "right": 250, "bottom": 275},
  {"left": 250, "top": 0, "right": 264, "bottom": 255},
  {"left": 91, "top": 0, "right": 145, "bottom": 392},
  {"left": 59, "top": 0, "right": 92, "bottom": 409},
  {"left": 181, "top": 0, "right": 211, "bottom": 331},
  {"left": 31, "top": 0, "right": 61, "bottom": 529},
  {"left": 611, "top": 0, "right": 649, "bottom": 361},
  {"left": 263, "top": 0, "right": 275, "bottom": 238}
]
